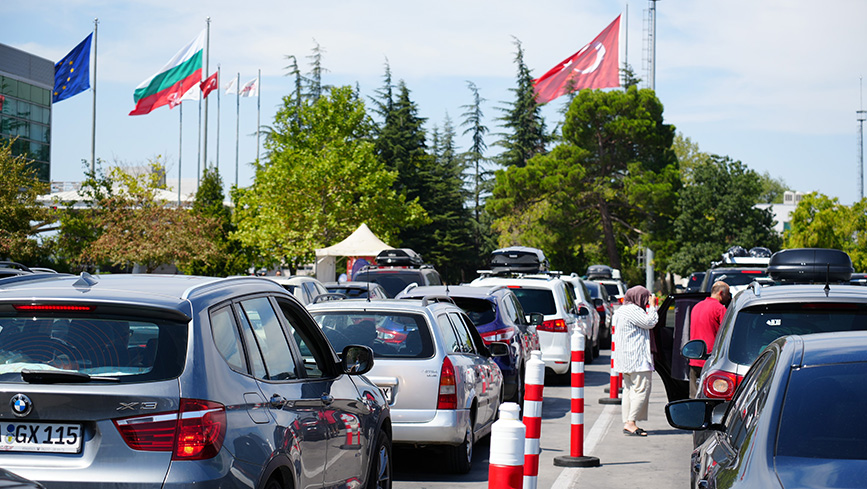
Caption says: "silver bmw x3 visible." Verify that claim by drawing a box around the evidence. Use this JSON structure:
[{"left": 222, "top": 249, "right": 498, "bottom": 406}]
[{"left": 0, "top": 273, "right": 391, "bottom": 489}]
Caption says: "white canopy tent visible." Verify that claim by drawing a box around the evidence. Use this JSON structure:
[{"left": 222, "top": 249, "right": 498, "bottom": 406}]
[{"left": 314, "top": 223, "right": 393, "bottom": 282}]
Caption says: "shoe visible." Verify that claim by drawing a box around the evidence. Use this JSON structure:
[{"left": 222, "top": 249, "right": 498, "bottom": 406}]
[{"left": 623, "top": 428, "right": 648, "bottom": 436}]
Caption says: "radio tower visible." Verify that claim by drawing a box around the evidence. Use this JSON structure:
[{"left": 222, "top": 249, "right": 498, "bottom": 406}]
[
  {"left": 858, "top": 77, "right": 865, "bottom": 201},
  {"left": 643, "top": 0, "right": 659, "bottom": 90}
]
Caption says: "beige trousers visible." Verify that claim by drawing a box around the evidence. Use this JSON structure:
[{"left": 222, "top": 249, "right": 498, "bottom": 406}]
[{"left": 621, "top": 371, "right": 652, "bottom": 423}]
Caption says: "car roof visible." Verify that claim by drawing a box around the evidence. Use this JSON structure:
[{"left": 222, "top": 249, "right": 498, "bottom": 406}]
[
  {"left": 307, "top": 297, "right": 460, "bottom": 315},
  {"left": 787, "top": 331, "right": 867, "bottom": 366},
  {"left": 471, "top": 274, "right": 565, "bottom": 289},
  {"left": 732, "top": 282, "right": 867, "bottom": 309},
  {"left": 326, "top": 281, "right": 384, "bottom": 289},
  {"left": 398, "top": 285, "right": 502, "bottom": 300}
]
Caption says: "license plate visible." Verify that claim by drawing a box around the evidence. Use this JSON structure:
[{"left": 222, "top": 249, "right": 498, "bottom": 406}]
[
  {"left": 379, "top": 386, "right": 393, "bottom": 403},
  {"left": 0, "top": 422, "right": 82, "bottom": 453}
]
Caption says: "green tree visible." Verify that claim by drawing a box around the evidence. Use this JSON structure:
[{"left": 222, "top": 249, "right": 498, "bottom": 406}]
[
  {"left": 180, "top": 167, "right": 250, "bottom": 276},
  {"left": 672, "top": 133, "right": 709, "bottom": 185},
  {"left": 82, "top": 162, "right": 222, "bottom": 273},
  {"left": 489, "top": 86, "right": 680, "bottom": 274},
  {"left": 460, "top": 82, "right": 497, "bottom": 269},
  {"left": 0, "top": 140, "right": 51, "bottom": 264},
  {"left": 757, "top": 171, "right": 789, "bottom": 204},
  {"left": 495, "top": 38, "right": 550, "bottom": 168},
  {"left": 233, "top": 85, "right": 427, "bottom": 272},
  {"left": 669, "top": 155, "right": 782, "bottom": 275},
  {"left": 784, "top": 193, "right": 867, "bottom": 270}
]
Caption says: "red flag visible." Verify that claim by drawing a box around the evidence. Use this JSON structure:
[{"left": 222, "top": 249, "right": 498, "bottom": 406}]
[
  {"left": 200, "top": 72, "right": 219, "bottom": 99},
  {"left": 533, "top": 15, "right": 621, "bottom": 104}
]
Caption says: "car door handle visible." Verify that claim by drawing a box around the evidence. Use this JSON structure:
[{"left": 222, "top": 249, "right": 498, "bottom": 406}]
[
  {"left": 321, "top": 394, "right": 334, "bottom": 406},
  {"left": 270, "top": 393, "right": 287, "bottom": 408}
]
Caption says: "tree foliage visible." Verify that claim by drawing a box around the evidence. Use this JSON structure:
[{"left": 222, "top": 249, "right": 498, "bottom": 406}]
[
  {"left": 488, "top": 86, "right": 679, "bottom": 274},
  {"left": 669, "top": 155, "right": 782, "bottom": 275},
  {"left": 0, "top": 140, "right": 51, "bottom": 263},
  {"left": 784, "top": 193, "right": 867, "bottom": 270},
  {"left": 233, "top": 85, "right": 427, "bottom": 272}
]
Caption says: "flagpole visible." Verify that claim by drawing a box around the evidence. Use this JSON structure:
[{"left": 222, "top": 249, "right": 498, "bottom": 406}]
[
  {"left": 256, "top": 68, "right": 261, "bottom": 163},
  {"left": 216, "top": 64, "right": 220, "bottom": 172},
  {"left": 178, "top": 103, "right": 183, "bottom": 207},
  {"left": 90, "top": 18, "right": 98, "bottom": 174},
  {"left": 202, "top": 17, "right": 210, "bottom": 173},
  {"left": 235, "top": 72, "right": 240, "bottom": 188}
]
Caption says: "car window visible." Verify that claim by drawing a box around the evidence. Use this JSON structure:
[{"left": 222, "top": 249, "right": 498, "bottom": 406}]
[
  {"left": 452, "top": 297, "right": 496, "bottom": 326},
  {"left": 210, "top": 305, "right": 247, "bottom": 373},
  {"left": 500, "top": 294, "right": 521, "bottom": 325},
  {"left": 723, "top": 350, "right": 776, "bottom": 450},
  {"left": 728, "top": 303, "right": 867, "bottom": 365},
  {"left": 437, "top": 313, "right": 461, "bottom": 353},
  {"left": 449, "top": 312, "right": 476, "bottom": 354},
  {"left": 312, "top": 311, "right": 434, "bottom": 359},
  {"left": 356, "top": 270, "right": 423, "bottom": 298},
  {"left": 425, "top": 271, "right": 443, "bottom": 286},
  {"left": 602, "top": 283, "right": 620, "bottom": 298},
  {"left": 238, "top": 297, "right": 298, "bottom": 381},
  {"left": 511, "top": 288, "right": 557, "bottom": 316},
  {"left": 275, "top": 298, "right": 332, "bottom": 379},
  {"left": 561, "top": 284, "right": 577, "bottom": 314},
  {"left": 777, "top": 361, "right": 867, "bottom": 459}
]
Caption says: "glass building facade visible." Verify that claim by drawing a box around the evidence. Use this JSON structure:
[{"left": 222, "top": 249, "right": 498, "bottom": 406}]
[{"left": 0, "top": 43, "right": 53, "bottom": 182}]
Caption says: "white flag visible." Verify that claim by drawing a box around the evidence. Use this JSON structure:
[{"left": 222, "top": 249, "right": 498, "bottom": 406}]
[
  {"left": 225, "top": 77, "right": 237, "bottom": 95},
  {"left": 239, "top": 77, "right": 258, "bottom": 97}
]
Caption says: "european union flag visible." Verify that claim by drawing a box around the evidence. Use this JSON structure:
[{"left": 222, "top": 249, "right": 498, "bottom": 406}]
[{"left": 53, "top": 33, "right": 92, "bottom": 103}]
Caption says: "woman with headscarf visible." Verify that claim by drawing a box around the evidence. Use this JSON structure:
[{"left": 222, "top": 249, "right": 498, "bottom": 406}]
[{"left": 612, "top": 285, "right": 658, "bottom": 436}]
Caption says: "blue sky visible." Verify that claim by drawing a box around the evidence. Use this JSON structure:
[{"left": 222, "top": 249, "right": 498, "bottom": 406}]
[{"left": 6, "top": 0, "right": 867, "bottom": 204}]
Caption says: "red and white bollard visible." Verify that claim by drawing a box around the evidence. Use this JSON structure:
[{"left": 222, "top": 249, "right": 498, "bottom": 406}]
[
  {"left": 522, "top": 351, "right": 545, "bottom": 489},
  {"left": 600, "top": 322, "right": 622, "bottom": 405},
  {"left": 488, "top": 403, "right": 525, "bottom": 489},
  {"left": 554, "top": 333, "right": 600, "bottom": 467}
]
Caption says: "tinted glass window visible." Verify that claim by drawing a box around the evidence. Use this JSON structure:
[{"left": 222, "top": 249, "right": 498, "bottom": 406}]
[
  {"left": 0, "top": 314, "right": 186, "bottom": 383},
  {"left": 602, "top": 283, "right": 621, "bottom": 298},
  {"left": 238, "top": 298, "right": 298, "bottom": 380},
  {"left": 511, "top": 288, "right": 557, "bottom": 315},
  {"left": 724, "top": 350, "right": 775, "bottom": 450},
  {"left": 313, "top": 311, "right": 434, "bottom": 359},
  {"left": 437, "top": 314, "right": 461, "bottom": 353},
  {"left": 728, "top": 303, "right": 867, "bottom": 365},
  {"left": 275, "top": 299, "right": 330, "bottom": 379},
  {"left": 777, "top": 362, "right": 867, "bottom": 459},
  {"left": 708, "top": 270, "right": 767, "bottom": 287},
  {"left": 452, "top": 297, "right": 496, "bottom": 326},
  {"left": 210, "top": 306, "right": 247, "bottom": 372},
  {"left": 355, "top": 270, "right": 424, "bottom": 297},
  {"left": 449, "top": 312, "right": 476, "bottom": 354}
]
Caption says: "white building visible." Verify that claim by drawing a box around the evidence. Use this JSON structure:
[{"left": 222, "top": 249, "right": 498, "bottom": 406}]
[{"left": 755, "top": 191, "right": 805, "bottom": 235}]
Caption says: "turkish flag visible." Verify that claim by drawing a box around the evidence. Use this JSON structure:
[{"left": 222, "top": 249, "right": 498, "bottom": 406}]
[
  {"left": 200, "top": 72, "right": 219, "bottom": 99},
  {"left": 533, "top": 15, "right": 621, "bottom": 104}
]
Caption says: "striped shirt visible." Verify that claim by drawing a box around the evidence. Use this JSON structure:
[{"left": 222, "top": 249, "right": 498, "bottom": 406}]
[{"left": 612, "top": 303, "right": 659, "bottom": 373}]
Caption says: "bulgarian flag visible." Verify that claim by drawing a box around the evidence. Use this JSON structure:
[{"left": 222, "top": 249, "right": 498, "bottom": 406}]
[{"left": 129, "top": 30, "right": 205, "bottom": 116}]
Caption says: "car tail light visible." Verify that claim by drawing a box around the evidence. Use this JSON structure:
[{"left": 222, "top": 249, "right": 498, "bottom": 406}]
[
  {"left": 702, "top": 370, "right": 743, "bottom": 400},
  {"left": 437, "top": 357, "right": 458, "bottom": 410},
  {"left": 595, "top": 305, "right": 606, "bottom": 313},
  {"left": 114, "top": 399, "right": 226, "bottom": 460},
  {"left": 13, "top": 304, "right": 94, "bottom": 312},
  {"left": 480, "top": 327, "right": 515, "bottom": 344},
  {"left": 538, "top": 319, "right": 567, "bottom": 333}
]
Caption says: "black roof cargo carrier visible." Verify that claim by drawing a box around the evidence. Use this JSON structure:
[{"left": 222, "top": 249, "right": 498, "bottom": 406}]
[
  {"left": 586, "top": 264, "right": 613, "bottom": 279},
  {"left": 490, "top": 246, "right": 549, "bottom": 275},
  {"left": 375, "top": 248, "right": 424, "bottom": 267},
  {"left": 767, "top": 248, "right": 854, "bottom": 283}
]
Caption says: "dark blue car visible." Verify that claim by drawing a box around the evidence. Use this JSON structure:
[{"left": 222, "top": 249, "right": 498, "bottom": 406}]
[
  {"left": 665, "top": 331, "right": 867, "bottom": 489},
  {"left": 396, "top": 285, "right": 541, "bottom": 404}
]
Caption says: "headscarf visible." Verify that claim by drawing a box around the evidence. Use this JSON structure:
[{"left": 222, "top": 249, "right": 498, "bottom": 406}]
[{"left": 623, "top": 285, "right": 651, "bottom": 309}]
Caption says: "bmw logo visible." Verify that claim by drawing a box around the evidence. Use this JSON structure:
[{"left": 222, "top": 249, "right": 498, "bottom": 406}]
[{"left": 10, "top": 394, "right": 32, "bottom": 417}]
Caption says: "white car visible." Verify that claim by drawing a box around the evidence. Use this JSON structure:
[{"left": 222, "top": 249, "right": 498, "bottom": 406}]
[
  {"left": 468, "top": 273, "right": 591, "bottom": 379},
  {"left": 561, "top": 273, "right": 601, "bottom": 360},
  {"left": 267, "top": 275, "right": 329, "bottom": 306}
]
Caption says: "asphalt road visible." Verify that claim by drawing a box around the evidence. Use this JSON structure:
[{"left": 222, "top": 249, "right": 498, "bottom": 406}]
[{"left": 393, "top": 349, "right": 693, "bottom": 489}]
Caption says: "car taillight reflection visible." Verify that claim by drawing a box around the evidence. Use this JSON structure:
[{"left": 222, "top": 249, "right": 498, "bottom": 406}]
[
  {"left": 437, "top": 357, "right": 458, "bottom": 410},
  {"left": 114, "top": 399, "right": 227, "bottom": 460},
  {"left": 702, "top": 370, "right": 743, "bottom": 400},
  {"left": 537, "top": 319, "right": 567, "bottom": 333},
  {"left": 480, "top": 327, "right": 515, "bottom": 344}
]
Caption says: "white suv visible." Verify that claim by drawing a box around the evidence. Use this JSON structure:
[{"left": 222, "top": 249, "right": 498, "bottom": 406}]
[{"left": 469, "top": 274, "right": 592, "bottom": 379}]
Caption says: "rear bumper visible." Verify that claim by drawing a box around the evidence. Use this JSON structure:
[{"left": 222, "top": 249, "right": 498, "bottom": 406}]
[{"left": 391, "top": 409, "right": 470, "bottom": 446}]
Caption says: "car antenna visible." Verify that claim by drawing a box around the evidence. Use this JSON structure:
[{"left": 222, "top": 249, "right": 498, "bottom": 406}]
[
  {"left": 366, "top": 279, "right": 371, "bottom": 303},
  {"left": 824, "top": 263, "right": 831, "bottom": 297}
]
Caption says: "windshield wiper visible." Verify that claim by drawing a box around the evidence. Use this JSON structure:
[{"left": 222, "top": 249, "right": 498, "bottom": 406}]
[{"left": 21, "top": 369, "right": 120, "bottom": 384}]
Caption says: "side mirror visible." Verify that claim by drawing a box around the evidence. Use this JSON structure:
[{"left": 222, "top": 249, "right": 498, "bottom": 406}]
[
  {"left": 488, "top": 341, "right": 510, "bottom": 357},
  {"left": 681, "top": 339, "right": 709, "bottom": 360},
  {"left": 592, "top": 298, "right": 604, "bottom": 308},
  {"left": 664, "top": 398, "right": 727, "bottom": 431},
  {"left": 576, "top": 306, "right": 590, "bottom": 317},
  {"left": 341, "top": 345, "right": 374, "bottom": 375},
  {"left": 527, "top": 312, "right": 544, "bottom": 326}
]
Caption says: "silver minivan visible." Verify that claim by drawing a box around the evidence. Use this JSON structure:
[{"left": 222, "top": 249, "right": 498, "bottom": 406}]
[{"left": 308, "top": 297, "right": 508, "bottom": 473}]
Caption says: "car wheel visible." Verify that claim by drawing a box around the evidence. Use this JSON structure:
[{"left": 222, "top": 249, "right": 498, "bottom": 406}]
[
  {"left": 446, "top": 426, "right": 474, "bottom": 474},
  {"left": 584, "top": 335, "right": 594, "bottom": 364},
  {"left": 262, "top": 477, "right": 283, "bottom": 489},
  {"left": 366, "top": 431, "right": 392, "bottom": 489}
]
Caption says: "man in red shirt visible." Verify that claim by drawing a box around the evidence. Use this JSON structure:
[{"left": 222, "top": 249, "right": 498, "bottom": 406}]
[{"left": 689, "top": 281, "right": 731, "bottom": 397}]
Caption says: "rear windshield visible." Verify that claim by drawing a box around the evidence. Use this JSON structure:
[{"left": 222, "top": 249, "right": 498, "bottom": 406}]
[
  {"left": 729, "top": 303, "right": 867, "bottom": 365},
  {"left": 327, "top": 286, "right": 371, "bottom": 298},
  {"left": 602, "top": 283, "right": 621, "bottom": 298},
  {"left": 355, "top": 270, "right": 422, "bottom": 298},
  {"left": 451, "top": 297, "right": 496, "bottom": 326},
  {"left": 708, "top": 269, "right": 767, "bottom": 287},
  {"left": 510, "top": 288, "right": 557, "bottom": 316},
  {"left": 0, "top": 315, "right": 187, "bottom": 383},
  {"left": 312, "top": 311, "right": 434, "bottom": 359},
  {"left": 777, "top": 362, "right": 867, "bottom": 459}
]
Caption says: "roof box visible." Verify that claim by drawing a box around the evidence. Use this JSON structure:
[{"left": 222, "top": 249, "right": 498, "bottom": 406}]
[
  {"left": 375, "top": 248, "right": 424, "bottom": 267},
  {"left": 490, "top": 246, "right": 548, "bottom": 275},
  {"left": 586, "top": 264, "right": 613, "bottom": 279},
  {"left": 767, "top": 248, "right": 853, "bottom": 283}
]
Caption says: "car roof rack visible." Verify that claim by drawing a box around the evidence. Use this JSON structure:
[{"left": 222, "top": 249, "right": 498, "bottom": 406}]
[
  {"left": 489, "top": 246, "right": 549, "bottom": 276},
  {"left": 766, "top": 248, "right": 853, "bottom": 284},
  {"left": 375, "top": 248, "right": 424, "bottom": 267}
]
